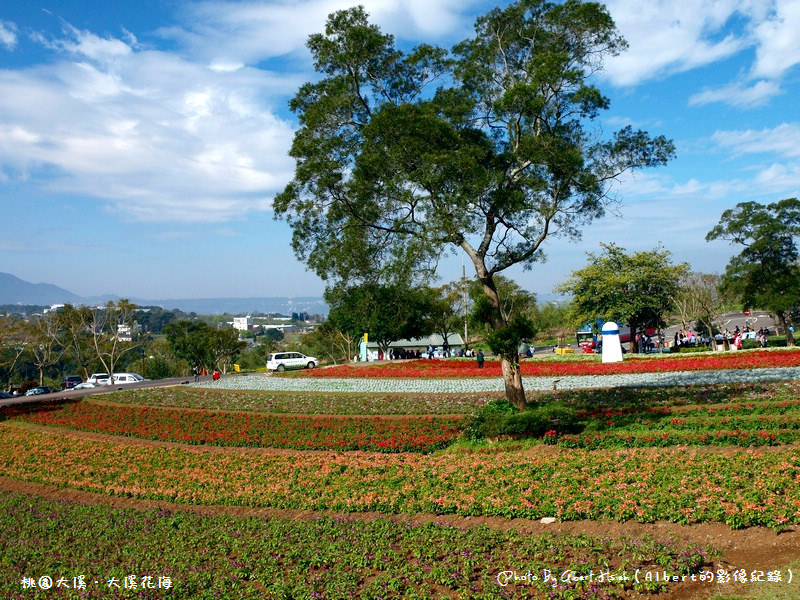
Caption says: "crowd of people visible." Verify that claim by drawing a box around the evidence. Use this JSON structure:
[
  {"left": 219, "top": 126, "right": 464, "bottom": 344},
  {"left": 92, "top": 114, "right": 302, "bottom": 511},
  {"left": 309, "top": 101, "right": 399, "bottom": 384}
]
[{"left": 672, "top": 325, "right": 770, "bottom": 350}]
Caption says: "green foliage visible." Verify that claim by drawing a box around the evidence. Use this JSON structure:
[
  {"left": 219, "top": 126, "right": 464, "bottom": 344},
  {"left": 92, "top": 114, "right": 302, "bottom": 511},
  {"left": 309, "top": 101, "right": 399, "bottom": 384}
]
[
  {"left": 467, "top": 275, "right": 537, "bottom": 333},
  {"left": 741, "top": 337, "right": 787, "bottom": 349},
  {"left": 143, "top": 354, "right": 177, "bottom": 379},
  {"left": 164, "top": 321, "right": 246, "bottom": 372},
  {"left": 134, "top": 306, "right": 190, "bottom": 334},
  {"left": 427, "top": 283, "right": 465, "bottom": 345},
  {"left": 235, "top": 344, "right": 272, "bottom": 371},
  {"left": 164, "top": 320, "right": 214, "bottom": 368},
  {"left": 487, "top": 316, "right": 537, "bottom": 359},
  {"left": 706, "top": 198, "right": 800, "bottom": 345},
  {"left": 325, "top": 282, "right": 434, "bottom": 352},
  {"left": 264, "top": 328, "right": 284, "bottom": 342},
  {"left": 466, "top": 400, "right": 582, "bottom": 440},
  {"left": 559, "top": 243, "right": 688, "bottom": 342}
]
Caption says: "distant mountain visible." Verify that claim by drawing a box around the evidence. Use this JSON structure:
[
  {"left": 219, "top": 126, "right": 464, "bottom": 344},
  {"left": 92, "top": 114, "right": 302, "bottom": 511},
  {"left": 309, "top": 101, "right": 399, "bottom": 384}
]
[
  {"left": 0, "top": 272, "right": 81, "bottom": 305},
  {"left": 138, "top": 296, "right": 328, "bottom": 316},
  {"left": 0, "top": 272, "right": 327, "bottom": 315}
]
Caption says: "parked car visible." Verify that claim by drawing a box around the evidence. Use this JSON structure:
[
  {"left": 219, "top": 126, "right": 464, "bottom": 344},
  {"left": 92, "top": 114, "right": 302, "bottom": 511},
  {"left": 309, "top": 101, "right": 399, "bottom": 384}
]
[
  {"left": 109, "top": 373, "right": 147, "bottom": 384},
  {"left": 87, "top": 373, "right": 110, "bottom": 385},
  {"left": 0, "top": 391, "right": 13, "bottom": 399},
  {"left": 61, "top": 375, "right": 83, "bottom": 389},
  {"left": 72, "top": 382, "right": 101, "bottom": 390},
  {"left": 24, "top": 386, "right": 58, "bottom": 396},
  {"left": 266, "top": 352, "right": 318, "bottom": 372}
]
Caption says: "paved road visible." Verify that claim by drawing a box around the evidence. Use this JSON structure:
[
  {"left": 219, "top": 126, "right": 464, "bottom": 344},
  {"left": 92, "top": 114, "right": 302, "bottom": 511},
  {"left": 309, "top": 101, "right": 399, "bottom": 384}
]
[{"left": 0, "top": 375, "right": 215, "bottom": 408}]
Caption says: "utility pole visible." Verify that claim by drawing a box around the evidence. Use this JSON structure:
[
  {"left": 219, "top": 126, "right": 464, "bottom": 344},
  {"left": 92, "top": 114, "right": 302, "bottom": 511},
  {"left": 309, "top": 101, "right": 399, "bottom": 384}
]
[{"left": 462, "top": 258, "right": 468, "bottom": 349}]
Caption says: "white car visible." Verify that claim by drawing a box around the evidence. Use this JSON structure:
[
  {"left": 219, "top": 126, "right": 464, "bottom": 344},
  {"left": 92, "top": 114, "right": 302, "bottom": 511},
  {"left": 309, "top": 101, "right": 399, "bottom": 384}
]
[
  {"left": 109, "top": 373, "right": 147, "bottom": 384},
  {"left": 266, "top": 352, "right": 318, "bottom": 372},
  {"left": 73, "top": 382, "right": 101, "bottom": 390}
]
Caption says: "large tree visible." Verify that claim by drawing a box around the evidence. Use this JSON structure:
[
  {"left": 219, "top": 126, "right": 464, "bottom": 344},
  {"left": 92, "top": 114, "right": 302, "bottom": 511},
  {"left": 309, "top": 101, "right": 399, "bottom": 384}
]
[
  {"left": 325, "top": 282, "right": 434, "bottom": 358},
  {"left": 164, "top": 320, "right": 214, "bottom": 370},
  {"left": 274, "top": 1, "right": 675, "bottom": 409},
  {"left": 706, "top": 199, "right": 800, "bottom": 346},
  {"left": 428, "top": 283, "right": 466, "bottom": 350},
  {"left": 559, "top": 244, "right": 688, "bottom": 350}
]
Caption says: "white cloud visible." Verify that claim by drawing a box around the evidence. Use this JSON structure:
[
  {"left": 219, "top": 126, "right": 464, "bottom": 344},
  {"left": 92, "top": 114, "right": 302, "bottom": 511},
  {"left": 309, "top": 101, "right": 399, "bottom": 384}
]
[
  {"left": 751, "top": 0, "right": 800, "bottom": 79},
  {"left": 0, "top": 24, "right": 300, "bottom": 223},
  {"left": 164, "top": 0, "right": 478, "bottom": 66},
  {"left": 0, "top": 20, "right": 17, "bottom": 49},
  {"left": 711, "top": 122, "right": 800, "bottom": 158},
  {"left": 753, "top": 162, "right": 800, "bottom": 194},
  {"left": 602, "top": 1, "right": 800, "bottom": 109},
  {"left": 689, "top": 79, "right": 782, "bottom": 108},
  {"left": 602, "top": 0, "right": 757, "bottom": 87},
  {"left": 0, "top": 2, "right": 485, "bottom": 225}
]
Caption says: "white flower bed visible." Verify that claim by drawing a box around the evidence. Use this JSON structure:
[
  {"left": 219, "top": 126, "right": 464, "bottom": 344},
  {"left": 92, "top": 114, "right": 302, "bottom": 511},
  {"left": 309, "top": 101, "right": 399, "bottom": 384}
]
[{"left": 192, "top": 366, "right": 800, "bottom": 394}]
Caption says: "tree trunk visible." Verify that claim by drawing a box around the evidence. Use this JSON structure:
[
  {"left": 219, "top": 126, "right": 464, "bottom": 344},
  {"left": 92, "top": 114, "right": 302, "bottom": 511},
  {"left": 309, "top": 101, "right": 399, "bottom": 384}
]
[
  {"left": 500, "top": 356, "right": 526, "bottom": 411},
  {"left": 776, "top": 311, "right": 796, "bottom": 347},
  {"left": 629, "top": 318, "right": 638, "bottom": 353},
  {"left": 462, "top": 242, "right": 529, "bottom": 411},
  {"left": 480, "top": 273, "right": 528, "bottom": 411}
]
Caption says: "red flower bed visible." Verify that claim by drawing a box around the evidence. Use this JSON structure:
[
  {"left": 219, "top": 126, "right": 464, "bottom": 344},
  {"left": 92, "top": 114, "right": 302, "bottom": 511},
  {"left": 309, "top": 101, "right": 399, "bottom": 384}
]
[
  {"left": 14, "top": 401, "right": 464, "bottom": 453},
  {"left": 300, "top": 349, "right": 800, "bottom": 378}
]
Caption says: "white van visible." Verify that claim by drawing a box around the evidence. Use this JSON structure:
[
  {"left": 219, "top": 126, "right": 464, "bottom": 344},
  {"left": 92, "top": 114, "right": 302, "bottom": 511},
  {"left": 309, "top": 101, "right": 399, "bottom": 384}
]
[
  {"left": 87, "top": 373, "right": 110, "bottom": 385},
  {"left": 266, "top": 352, "right": 317, "bottom": 372}
]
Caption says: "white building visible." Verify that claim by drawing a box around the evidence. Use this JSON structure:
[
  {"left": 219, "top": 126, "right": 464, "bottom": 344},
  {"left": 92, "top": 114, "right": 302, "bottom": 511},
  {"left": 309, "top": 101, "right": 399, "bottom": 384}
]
[
  {"left": 117, "top": 322, "right": 141, "bottom": 342},
  {"left": 233, "top": 315, "right": 253, "bottom": 331}
]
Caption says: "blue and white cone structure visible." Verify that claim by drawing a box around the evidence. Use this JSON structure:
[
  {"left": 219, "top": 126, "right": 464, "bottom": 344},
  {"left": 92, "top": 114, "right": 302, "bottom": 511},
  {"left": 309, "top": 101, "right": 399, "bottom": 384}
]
[{"left": 601, "top": 321, "right": 623, "bottom": 363}]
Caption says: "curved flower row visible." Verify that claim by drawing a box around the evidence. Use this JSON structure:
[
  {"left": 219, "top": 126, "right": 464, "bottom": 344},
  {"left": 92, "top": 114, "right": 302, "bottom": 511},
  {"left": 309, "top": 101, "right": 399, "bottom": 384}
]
[
  {"left": 194, "top": 366, "right": 800, "bottom": 393},
  {"left": 10, "top": 401, "right": 463, "bottom": 453},
  {"left": 298, "top": 349, "right": 800, "bottom": 378},
  {"left": 2, "top": 424, "right": 799, "bottom": 529}
]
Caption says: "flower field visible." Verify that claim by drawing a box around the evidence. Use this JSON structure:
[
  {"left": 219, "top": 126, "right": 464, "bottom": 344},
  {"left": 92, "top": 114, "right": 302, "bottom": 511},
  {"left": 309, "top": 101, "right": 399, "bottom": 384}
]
[
  {"left": 8, "top": 400, "right": 463, "bottom": 452},
  {"left": 0, "top": 489, "right": 714, "bottom": 599},
  {"left": 2, "top": 420, "right": 800, "bottom": 529},
  {"left": 109, "top": 386, "right": 496, "bottom": 414},
  {"left": 298, "top": 349, "right": 800, "bottom": 378},
  {"left": 3, "top": 354, "right": 800, "bottom": 598}
]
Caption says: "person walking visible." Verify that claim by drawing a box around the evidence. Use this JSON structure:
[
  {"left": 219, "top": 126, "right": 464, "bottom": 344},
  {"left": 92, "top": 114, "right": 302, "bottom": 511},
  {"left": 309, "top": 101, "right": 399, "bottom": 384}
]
[
  {"left": 476, "top": 349, "right": 485, "bottom": 369},
  {"left": 192, "top": 366, "right": 200, "bottom": 382}
]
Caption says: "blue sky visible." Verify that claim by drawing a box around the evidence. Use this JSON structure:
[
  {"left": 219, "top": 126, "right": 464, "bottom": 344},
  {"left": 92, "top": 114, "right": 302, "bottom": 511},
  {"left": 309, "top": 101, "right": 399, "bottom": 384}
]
[{"left": 1, "top": 0, "right": 799, "bottom": 301}]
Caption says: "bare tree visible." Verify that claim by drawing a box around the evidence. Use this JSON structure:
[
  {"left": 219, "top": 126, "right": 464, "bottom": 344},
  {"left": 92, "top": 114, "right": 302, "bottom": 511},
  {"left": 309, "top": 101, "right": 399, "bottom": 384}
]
[
  {"left": 27, "top": 312, "right": 64, "bottom": 385},
  {"left": 0, "top": 316, "right": 28, "bottom": 389},
  {"left": 86, "top": 300, "right": 141, "bottom": 382},
  {"left": 674, "top": 272, "right": 735, "bottom": 348}
]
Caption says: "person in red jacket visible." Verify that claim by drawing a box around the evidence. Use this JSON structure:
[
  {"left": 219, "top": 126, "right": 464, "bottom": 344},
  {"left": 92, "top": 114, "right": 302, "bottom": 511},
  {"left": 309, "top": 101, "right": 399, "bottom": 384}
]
[{"left": 212, "top": 370, "right": 220, "bottom": 380}]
